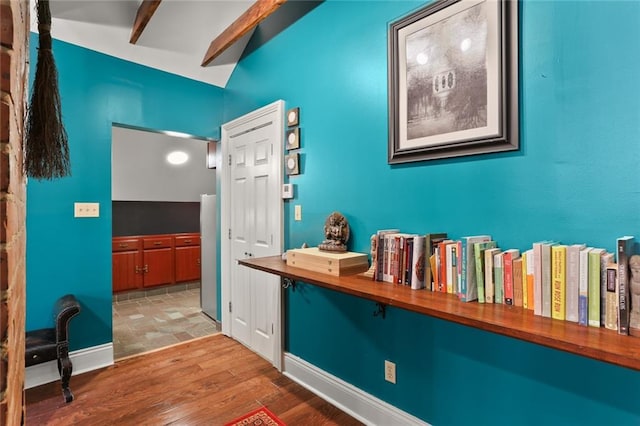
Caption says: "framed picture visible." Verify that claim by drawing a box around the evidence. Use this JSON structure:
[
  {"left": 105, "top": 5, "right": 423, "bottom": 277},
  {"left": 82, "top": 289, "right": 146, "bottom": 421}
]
[
  {"left": 285, "top": 152, "right": 300, "bottom": 175},
  {"left": 388, "top": 0, "right": 519, "bottom": 163},
  {"left": 286, "top": 127, "right": 300, "bottom": 150},
  {"left": 286, "top": 107, "right": 300, "bottom": 127}
]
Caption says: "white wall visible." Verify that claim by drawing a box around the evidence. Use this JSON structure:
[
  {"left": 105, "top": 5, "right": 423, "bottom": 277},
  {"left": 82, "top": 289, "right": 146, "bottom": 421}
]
[{"left": 112, "top": 126, "right": 216, "bottom": 201}]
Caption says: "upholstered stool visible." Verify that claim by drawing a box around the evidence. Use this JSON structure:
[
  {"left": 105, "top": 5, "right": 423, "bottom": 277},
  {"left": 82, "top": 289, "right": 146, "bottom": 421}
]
[{"left": 25, "top": 294, "right": 81, "bottom": 402}]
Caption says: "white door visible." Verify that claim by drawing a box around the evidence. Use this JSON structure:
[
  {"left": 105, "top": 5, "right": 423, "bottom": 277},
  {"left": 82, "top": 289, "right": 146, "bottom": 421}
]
[{"left": 221, "top": 101, "right": 283, "bottom": 369}]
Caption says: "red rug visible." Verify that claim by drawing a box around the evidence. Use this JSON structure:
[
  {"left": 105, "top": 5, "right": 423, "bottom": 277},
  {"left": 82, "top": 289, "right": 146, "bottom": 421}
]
[{"left": 223, "top": 406, "right": 286, "bottom": 426}]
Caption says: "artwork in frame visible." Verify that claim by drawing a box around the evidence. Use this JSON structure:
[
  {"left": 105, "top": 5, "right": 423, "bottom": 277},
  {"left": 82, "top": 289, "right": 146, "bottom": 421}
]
[{"left": 388, "top": 0, "right": 519, "bottom": 163}]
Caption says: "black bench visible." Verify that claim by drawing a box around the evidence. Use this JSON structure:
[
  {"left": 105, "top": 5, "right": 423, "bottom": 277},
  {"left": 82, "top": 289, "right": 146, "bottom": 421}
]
[{"left": 25, "top": 294, "right": 81, "bottom": 402}]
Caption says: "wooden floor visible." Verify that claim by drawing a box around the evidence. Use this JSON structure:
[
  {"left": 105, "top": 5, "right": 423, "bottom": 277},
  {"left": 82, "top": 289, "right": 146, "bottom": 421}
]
[{"left": 26, "top": 334, "right": 363, "bottom": 425}]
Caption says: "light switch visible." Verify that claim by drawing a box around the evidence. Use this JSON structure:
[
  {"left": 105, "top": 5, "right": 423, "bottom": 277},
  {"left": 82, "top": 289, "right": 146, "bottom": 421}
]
[
  {"left": 74, "top": 202, "right": 100, "bottom": 218},
  {"left": 294, "top": 205, "right": 302, "bottom": 221}
]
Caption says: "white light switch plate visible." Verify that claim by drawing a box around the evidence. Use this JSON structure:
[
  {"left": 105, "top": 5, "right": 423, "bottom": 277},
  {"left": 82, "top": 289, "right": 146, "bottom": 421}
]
[{"left": 74, "top": 202, "right": 100, "bottom": 218}]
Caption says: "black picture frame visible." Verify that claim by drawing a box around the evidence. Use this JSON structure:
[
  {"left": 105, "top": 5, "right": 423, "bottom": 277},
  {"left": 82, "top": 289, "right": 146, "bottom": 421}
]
[{"left": 388, "top": 0, "right": 519, "bottom": 163}]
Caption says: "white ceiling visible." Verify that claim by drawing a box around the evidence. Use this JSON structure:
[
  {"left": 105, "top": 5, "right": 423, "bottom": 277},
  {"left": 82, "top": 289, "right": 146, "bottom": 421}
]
[{"left": 30, "top": 0, "right": 256, "bottom": 88}]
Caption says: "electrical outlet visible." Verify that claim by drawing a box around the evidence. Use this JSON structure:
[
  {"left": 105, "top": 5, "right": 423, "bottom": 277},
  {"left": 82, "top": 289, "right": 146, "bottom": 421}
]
[
  {"left": 384, "top": 360, "right": 396, "bottom": 384},
  {"left": 74, "top": 202, "right": 100, "bottom": 218},
  {"left": 294, "top": 205, "right": 302, "bottom": 221}
]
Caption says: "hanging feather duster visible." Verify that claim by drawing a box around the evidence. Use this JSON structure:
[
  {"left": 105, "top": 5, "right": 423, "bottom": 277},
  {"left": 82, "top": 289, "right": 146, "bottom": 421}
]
[{"left": 24, "top": 0, "right": 71, "bottom": 179}]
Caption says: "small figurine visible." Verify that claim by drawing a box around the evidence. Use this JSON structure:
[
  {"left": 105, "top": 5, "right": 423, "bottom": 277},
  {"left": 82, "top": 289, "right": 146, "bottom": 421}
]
[
  {"left": 318, "top": 212, "right": 350, "bottom": 252},
  {"left": 361, "top": 233, "right": 377, "bottom": 279}
]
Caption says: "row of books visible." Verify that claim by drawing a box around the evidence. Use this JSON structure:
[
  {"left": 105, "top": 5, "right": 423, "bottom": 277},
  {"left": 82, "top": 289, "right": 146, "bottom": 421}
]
[{"left": 372, "top": 230, "right": 638, "bottom": 335}]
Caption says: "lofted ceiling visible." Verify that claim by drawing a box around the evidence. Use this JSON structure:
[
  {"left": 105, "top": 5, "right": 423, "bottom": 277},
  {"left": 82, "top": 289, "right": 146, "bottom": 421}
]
[{"left": 29, "top": 0, "right": 316, "bottom": 88}]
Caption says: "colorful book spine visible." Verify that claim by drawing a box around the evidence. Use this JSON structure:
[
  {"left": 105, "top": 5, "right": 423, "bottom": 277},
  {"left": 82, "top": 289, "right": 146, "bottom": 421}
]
[
  {"left": 424, "top": 233, "right": 447, "bottom": 291},
  {"left": 456, "top": 240, "right": 463, "bottom": 296},
  {"left": 484, "top": 248, "right": 501, "bottom": 303},
  {"left": 532, "top": 241, "right": 547, "bottom": 316},
  {"left": 565, "top": 244, "right": 585, "bottom": 322},
  {"left": 551, "top": 245, "right": 567, "bottom": 320},
  {"left": 474, "top": 241, "right": 497, "bottom": 303},
  {"left": 588, "top": 248, "right": 605, "bottom": 327},
  {"left": 600, "top": 252, "right": 614, "bottom": 326},
  {"left": 411, "top": 236, "right": 426, "bottom": 290},
  {"left": 525, "top": 250, "right": 534, "bottom": 311},
  {"left": 376, "top": 230, "right": 399, "bottom": 282},
  {"left": 404, "top": 237, "right": 414, "bottom": 285},
  {"left": 522, "top": 250, "right": 528, "bottom": 309},
  {"left": 605, "top": 263, "right": 618, "bottom": 331},
  {"left": 541, "top": 242, "right": 556, "bottom": 318},
  {"left": 513, "top": 257, "right": 523, "bottom": 307},
  {"left": 494, "top": 252, "right": 504, "bottom": 304},
  {"left": 578, "top": 247, "right": 593, "bottom": 326},
  {"left": 502, "top": 249, "right": 520, "bottom": 306},
  {"left": 438, "top": 240, "right": 453, "bottom": 292},
  {"left": 459, "top": 236, "right": 491, "bottom": 302},
  {"left": 616, "top": 236, "right": 634, "bottom": 335},
  {"left": 446, "top": 243, "right": 456, "bottom": 294}
]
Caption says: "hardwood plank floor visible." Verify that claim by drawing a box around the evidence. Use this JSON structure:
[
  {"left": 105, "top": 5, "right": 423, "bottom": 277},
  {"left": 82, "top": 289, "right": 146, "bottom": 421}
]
[{"left": 26, "top": 334, "right": 363, "bottom": 426}]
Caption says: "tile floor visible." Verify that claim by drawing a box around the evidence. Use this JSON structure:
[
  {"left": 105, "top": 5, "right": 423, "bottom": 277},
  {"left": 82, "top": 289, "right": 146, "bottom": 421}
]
[{"left": 112, "top": 283, "right": 220, "bottom": 359}]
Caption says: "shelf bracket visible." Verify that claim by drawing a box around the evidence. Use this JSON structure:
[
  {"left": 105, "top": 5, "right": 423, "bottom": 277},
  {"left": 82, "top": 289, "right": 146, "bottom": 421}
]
[
  {"left": 373, "top": 302, "right": 386, "bottom": 319},
  {"left": 282, "top": 277, "right": 296, "bottom": 292}
]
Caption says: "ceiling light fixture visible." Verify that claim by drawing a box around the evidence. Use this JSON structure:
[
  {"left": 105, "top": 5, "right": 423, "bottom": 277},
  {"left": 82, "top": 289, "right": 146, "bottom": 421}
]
[{"left": 167, "top": 151, "right": 189, "bottom": 165}]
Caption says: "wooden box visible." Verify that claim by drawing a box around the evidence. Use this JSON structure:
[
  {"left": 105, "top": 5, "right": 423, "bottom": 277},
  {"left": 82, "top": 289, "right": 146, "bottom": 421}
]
[{"left": 286, "top": 247, "right": 369, "bottom": 276}]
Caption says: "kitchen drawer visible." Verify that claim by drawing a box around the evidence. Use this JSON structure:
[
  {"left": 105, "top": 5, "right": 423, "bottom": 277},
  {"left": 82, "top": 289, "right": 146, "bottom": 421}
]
[
  {"left": 175, "top": 234, "right": 200, "bottom": 247},
  {"left": 143, "top": 236, "right": 173, "bottom": 249},
  {"left": 112, "top": 238, "right": 140, "bottom": 252}
]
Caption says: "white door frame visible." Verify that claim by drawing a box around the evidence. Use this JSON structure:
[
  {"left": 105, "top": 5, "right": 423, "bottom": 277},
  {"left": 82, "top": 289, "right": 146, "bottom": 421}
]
[{"left": 220, "top": 100, "right": 284, "bottom": 370}]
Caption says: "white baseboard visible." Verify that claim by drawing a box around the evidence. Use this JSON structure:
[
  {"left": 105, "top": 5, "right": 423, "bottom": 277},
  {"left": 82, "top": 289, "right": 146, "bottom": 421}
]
[
  {"left": 25, "top": 343, "right": 114, "bottom": 389},
  {"left": 283, "top": 353, "right": 429, "bottom": 426}
]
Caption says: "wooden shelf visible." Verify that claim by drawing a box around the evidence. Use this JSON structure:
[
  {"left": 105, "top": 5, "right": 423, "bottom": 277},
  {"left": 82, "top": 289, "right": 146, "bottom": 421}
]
[{"left": 239, "top": 255, "right": 640, "bottom": 371}]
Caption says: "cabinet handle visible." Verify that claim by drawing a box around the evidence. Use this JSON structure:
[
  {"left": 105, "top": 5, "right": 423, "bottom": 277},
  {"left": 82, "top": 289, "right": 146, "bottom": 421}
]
[
  {"left": 184, "top": 240, "right": 192, "bottom": 244},
  {"left": 153, "top": 241, "right": 162, "bottom": 246},
  {"left": 135, "top": 266, "right": 141, "bottom": 274},
  {"left": 119, "top": 243, "right": 129, "bottom": 248},
  {"left": 197, "top": 259, "right": 200, "bottom": 265},
  {"left": 143, "top": 264, "right": 149, "bottom": 273}
]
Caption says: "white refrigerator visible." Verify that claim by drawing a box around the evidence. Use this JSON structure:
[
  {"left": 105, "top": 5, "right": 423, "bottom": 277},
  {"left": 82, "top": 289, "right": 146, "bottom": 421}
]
[{"left": 200, "top": 194, "right": 217, "bottom": 320}]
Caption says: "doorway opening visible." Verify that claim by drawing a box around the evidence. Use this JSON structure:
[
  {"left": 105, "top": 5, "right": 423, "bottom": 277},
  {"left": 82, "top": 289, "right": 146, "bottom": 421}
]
[{"left": 111, "top": 124, "right": 220, "bottom": 359}]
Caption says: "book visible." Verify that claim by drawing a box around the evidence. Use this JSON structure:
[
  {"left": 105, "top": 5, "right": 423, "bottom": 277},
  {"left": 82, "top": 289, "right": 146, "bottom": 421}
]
[
  {"left": 410, "top": 236, "right": 426, "bottom": 290},
  {"left": 424, "top": 233, "right": 448, "bottom": 291},
  {"left": 524, "top": 249, "right": 534, "bottom": 310},
  {"left": 459, "top": 235, "right": 492, "bottom": 302},
  {"left": 532, "top": 241, "right": 549, "bottom": 316},
  {"left": 588, "top": 248, "right": 606, "bottom": 327},
  {"left": 551, "top": 245, "right": 567, "bottom": 320},
  {"left": 474, "top": 241, "right": 497, "bottom": 303},
  {"left": 502, "top": 249, "right": 520, "bottom": 306},
  {"left": 456, "top": 240, "right": 463, "bottom": 295},
  {"left": 484, "top": 248, "right": 501, "bottom": 303},
  {"left": 437, "top": 239, "right": 454, "bottom": 292},
  {"left": 375, "top": 230, "right": 399, "bottom": 282},
  {"left": 600, "top": 252, "right": 614, "bottom": 326},
  {"left": 404, "top": 236, "right": 414, "bottom": 285},
  {"left": 446, "top": 242, "right": 458, "bottom": 294},
  {"left": 565, "top": 244, "right": 585, "bottom": 322},
  {"left": 631, "top": 255, "right": 640, "bottom": 334},
  {"left": 605, "top": 263, "right": 618, "bottom": 331},
  {"left": 541, "top": 241, "right": 558, "bottom": 318},
  {"left": 616, "top": 236, "right": 634, "bottom": 335},
  {"left": 513, "top": 257, "right": 523, "bottom": 307},
  {"left": 494, "top": 251, "right": 504, "bottom": 304},
  {"left": 578, "top": 247, "right": 593, "bottom": 326}
]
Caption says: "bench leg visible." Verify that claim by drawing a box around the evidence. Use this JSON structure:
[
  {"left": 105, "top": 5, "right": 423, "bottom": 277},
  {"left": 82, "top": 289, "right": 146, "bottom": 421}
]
[{"left": 57, "top": 345, "right": 74, "bottom": 403}]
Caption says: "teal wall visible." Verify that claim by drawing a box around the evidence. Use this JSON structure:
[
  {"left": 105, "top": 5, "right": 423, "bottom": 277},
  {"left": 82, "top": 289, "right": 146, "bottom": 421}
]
[
  {"left": 26, "top": 35, "right": 225, "bottom": 349},
  {"left": 225, "top": 1, "right": 640, "bottom": 424}
]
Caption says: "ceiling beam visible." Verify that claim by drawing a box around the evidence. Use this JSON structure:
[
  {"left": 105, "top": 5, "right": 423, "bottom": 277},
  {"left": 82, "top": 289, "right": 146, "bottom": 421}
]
[
  {"left": 129, "top": 0, "right": 162, "bottom": 44},
  {"left": 201, "top": 0, "right": 287, "bottom": 67}
]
